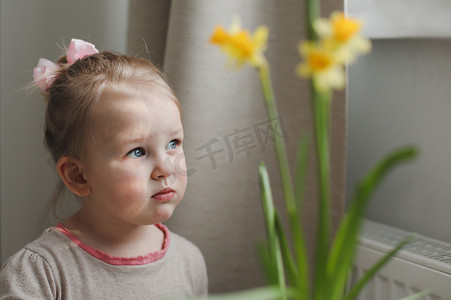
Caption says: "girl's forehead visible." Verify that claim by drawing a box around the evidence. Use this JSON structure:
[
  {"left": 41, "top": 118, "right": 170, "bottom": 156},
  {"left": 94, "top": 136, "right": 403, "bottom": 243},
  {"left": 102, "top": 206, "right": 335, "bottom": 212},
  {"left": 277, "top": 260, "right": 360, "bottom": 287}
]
[
  {"left": 90, "top": 90, "right": 182, "bottom": 137},
  {"left": 99, "top": 83, "right": 182, "bottom": 116},
  {"left": 96, "top": 89, "right": 179, "bottom": 115}
]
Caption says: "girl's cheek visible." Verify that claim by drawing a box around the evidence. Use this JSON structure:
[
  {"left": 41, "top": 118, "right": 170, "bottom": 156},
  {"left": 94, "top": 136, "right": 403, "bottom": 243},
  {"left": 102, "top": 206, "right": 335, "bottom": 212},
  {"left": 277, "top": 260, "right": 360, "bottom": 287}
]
[
  {"left": 173, "top": 153, "right": 188, "bottom": 177},
  {"left": 112, "top": 176, "right": 147, "bottom": 204}
]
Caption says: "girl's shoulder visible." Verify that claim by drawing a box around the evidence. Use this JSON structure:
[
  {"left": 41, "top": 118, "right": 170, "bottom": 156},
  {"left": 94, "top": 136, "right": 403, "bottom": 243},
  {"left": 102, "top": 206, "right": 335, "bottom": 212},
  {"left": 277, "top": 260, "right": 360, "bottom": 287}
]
[
  {"left": 165, "top": 229, "right": 207, "bottom": 274},
  {"left": 164, "top": 229, "right": 208, "bottom": 296},
  {"left": 2, "top": 227, "right": 69, "bottom": 267},
  {"left": 0, "top": 227, "right": 65, "bottom": 299},
  {"left": 167, "top": 230, "right": 205, "bottom": 261}
]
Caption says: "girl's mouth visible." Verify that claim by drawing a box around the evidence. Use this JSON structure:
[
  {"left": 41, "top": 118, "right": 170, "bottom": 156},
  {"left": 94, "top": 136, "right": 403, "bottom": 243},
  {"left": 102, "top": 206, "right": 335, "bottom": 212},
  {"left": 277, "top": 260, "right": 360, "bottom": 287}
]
[{"left": 152, "top": 188, "right": 175, "bottom": 201}]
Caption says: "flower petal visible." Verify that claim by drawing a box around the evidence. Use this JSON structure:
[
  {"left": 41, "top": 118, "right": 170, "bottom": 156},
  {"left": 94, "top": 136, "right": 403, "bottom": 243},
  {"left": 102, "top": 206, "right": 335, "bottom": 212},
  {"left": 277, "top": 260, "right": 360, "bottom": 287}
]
[
  {"left": 351, "top": 37, "right": 372, "bottom": 54},
  {"left": 253, "top": 26, "right": 269, "bottom": 51},
  {"left": 314, "top": 18, "right": 333, "bottom": 39},
  {"left": 296, "top": 63, "right": 311, "bottom": 78},
  {"left": 209, "top": 18, "right": 268, "bottom": 69},
  {"left": 314, "top": 66, "right": 345, "bottom": 91}
]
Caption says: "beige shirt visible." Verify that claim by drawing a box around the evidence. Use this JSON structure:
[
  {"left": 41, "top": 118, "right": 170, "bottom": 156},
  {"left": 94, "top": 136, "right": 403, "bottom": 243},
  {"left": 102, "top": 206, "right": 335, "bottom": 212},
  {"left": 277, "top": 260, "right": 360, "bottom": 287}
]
[{"left": 0, "top": 225, "right": 208, "bottom": 299}]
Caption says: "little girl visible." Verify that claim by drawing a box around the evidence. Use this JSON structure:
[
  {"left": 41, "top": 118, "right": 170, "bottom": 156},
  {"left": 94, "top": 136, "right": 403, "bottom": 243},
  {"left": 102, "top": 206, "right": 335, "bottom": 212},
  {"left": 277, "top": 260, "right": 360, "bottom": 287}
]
[{"left": 0, "top": 39, "right": 208, "bottom": 299}]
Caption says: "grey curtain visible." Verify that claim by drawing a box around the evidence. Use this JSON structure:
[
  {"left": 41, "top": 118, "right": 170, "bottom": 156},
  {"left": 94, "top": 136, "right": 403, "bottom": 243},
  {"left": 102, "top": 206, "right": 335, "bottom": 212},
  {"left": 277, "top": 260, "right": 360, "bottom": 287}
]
[{"left": 128, "top": 0, "right": 345, "bottom": 293}]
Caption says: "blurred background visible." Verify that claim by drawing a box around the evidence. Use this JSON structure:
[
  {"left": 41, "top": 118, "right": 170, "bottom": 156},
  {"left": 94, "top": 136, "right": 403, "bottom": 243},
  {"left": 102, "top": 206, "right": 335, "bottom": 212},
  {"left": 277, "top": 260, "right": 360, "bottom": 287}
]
[
  {"left": 1, "top": 0, "right": 450, "bottom": 294},
  {"left": 346, "top": 0, "right": 451, "bottom": 244}
]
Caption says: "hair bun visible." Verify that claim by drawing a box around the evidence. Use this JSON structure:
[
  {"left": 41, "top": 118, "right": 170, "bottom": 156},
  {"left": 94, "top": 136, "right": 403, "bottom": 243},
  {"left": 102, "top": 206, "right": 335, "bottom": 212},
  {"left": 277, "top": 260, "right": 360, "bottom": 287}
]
[{"left": 56, "top": 55, "right": 68, "bottom": 65}]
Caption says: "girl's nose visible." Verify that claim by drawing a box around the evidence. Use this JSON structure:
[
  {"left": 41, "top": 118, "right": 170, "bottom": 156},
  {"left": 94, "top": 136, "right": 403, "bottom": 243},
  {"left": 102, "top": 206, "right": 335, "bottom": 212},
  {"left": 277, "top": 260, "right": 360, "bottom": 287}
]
[{"left": 151, "top": 155, "right": 174, "bottom": 180}]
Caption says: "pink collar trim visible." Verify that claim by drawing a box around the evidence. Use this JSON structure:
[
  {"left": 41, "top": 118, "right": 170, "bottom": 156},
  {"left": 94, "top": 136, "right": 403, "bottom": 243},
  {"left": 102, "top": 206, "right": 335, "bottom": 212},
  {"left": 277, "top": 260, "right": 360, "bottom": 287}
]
[{"left": 55, "top": 223, "right": 170, "bottom": 266}]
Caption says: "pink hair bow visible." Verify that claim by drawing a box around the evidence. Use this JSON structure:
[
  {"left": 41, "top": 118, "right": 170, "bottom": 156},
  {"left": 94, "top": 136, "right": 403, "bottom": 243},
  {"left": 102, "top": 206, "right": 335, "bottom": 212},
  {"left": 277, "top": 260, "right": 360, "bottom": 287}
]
[
  {"left": 33, "top": 38, "right": 99, "bottom": 92},
  {"left": 33, "top": 58, "right": 60, "bottom": 92},
  {"left": 66, "top": 38, "right": 99, "bottom": 64}
]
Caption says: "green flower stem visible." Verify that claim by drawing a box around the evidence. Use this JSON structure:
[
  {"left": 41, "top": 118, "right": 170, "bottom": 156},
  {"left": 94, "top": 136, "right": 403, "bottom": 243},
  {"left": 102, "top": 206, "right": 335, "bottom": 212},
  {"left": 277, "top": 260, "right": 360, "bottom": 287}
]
[
  {"left": 258, "top": 61, "right": 310, "bottom": 299},
  {"left": 258, "top": 62, "right": 295, "bottom": 213},
  {"left": 292, "top": 135, "right": 311, "bottom": 299},
  {"left": 306, "top": 0, "right": 320, "bottom": 41},
  {"left": 311, "top": 87, "right": 332, "bottom": 300},
  {"left": 304, "top": 1, "right": 333, "bottom": 297}
]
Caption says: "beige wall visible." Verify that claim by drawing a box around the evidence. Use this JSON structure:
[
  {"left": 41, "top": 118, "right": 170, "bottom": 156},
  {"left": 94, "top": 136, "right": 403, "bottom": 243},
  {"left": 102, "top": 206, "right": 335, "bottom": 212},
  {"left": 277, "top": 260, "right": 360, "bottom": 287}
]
[{"left": 0, "top": 0, "right": 129, "bottom": 263}]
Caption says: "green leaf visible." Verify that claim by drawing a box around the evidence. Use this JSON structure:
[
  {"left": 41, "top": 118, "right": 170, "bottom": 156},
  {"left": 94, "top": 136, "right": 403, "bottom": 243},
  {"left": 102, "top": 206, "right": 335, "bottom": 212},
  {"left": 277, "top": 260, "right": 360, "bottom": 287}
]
[
  {"left": 327, "top": 146, "right": 418, "bottom": 300},
  {"left": 399, "top": 289, "right": 431, "bottom": 300},
  {"left": 273, "top": 213, "right": 298, "bottom": 285},
  {"left": 258, "top": 162, "right": 286, "bottom": 297},
  {"left": 256, "top": 241, "right": 278, "bottom": 284},
  {"left": 185, "top": 286, "right": 287, "bottom": 300},
  {"left": 343, "top": 236, "right": 414, "bottom": 300}
]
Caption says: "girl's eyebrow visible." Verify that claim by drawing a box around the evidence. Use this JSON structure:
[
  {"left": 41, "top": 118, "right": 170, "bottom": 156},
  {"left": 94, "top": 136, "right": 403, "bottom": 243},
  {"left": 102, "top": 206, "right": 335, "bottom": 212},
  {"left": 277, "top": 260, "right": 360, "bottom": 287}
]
[
  {"left": 170, "top": 128, "right": 184, "bottom": 135},
  {"left": 121, "top": 129, "right": 183, "bottom": 144},
  {"left": 121, "top": 136, "right": 147, "bottom": 144}
]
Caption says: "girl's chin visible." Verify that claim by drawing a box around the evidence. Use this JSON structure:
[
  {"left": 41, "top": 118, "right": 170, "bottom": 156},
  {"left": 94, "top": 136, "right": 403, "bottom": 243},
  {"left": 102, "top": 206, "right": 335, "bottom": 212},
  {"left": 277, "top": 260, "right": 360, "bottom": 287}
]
[{"left": 148, "top": 206, "right": 177, "bottom": 223}]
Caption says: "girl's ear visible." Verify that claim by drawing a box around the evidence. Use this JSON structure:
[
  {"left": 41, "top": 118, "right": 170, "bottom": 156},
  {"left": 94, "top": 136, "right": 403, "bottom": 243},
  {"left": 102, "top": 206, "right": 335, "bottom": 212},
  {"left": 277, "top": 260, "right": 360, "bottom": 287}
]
[{"left": 56, "top": 157, "right": 91, "bottom": 197}]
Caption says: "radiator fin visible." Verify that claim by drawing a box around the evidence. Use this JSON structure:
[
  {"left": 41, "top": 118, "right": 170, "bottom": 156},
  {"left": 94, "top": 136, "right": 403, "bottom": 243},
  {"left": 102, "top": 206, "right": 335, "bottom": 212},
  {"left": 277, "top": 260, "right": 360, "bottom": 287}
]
[
  {"left": 350, "top": 220, "right": 451, "bottom": 300},
  {"left": 360, "top": 220, "right": 451, "bottom": 275}
]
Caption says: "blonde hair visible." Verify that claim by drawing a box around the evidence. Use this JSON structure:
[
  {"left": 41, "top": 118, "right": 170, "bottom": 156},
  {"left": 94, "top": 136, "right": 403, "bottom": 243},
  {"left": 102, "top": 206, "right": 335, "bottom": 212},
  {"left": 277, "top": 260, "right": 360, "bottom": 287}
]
[{"left": 42, "top": 51, "right": 181, "bottom": 221}]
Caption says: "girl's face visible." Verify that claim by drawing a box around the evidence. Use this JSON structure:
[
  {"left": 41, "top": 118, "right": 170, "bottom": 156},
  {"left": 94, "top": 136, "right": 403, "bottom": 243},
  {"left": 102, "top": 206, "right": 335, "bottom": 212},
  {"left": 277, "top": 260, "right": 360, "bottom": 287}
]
[{"left": 79, "top": 89, "right": 187, "bottom": 227}]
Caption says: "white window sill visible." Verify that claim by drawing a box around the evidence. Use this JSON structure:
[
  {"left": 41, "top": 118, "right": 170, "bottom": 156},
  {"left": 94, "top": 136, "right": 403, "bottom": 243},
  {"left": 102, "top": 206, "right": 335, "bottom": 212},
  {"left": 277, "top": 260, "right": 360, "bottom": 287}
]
[{"left": 346, "top": 0, "right": 451, "bottom": 39}]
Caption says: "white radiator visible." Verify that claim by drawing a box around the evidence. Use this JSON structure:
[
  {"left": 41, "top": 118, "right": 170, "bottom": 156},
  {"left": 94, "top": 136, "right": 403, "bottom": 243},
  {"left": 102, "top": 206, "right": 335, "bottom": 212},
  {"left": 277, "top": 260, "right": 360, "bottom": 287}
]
[{"left": 350, "top": 220, "right": 451, "bottom": 300}]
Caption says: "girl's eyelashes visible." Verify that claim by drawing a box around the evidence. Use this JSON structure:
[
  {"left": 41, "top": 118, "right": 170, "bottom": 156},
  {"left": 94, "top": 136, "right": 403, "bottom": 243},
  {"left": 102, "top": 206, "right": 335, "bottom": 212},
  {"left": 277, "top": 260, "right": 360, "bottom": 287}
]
[
  {"left": 126, "top": 140, "right": 181, "bottom": 158},
  {"left": 126, "top": 147, "right": 146, "bottom": 158},
  {"left": 166, "top": 139, "right": 181, "bottom": 150}
]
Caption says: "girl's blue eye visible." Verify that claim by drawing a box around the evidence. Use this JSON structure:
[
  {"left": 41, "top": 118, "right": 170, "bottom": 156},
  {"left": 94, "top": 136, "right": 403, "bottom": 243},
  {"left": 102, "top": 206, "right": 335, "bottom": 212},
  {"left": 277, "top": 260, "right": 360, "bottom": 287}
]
[
  {"left": 166, "top": 139, "right": 179, "bottom": 150},
  {"left": 127, "top": 147, "right": 145, "bottom": 158}
]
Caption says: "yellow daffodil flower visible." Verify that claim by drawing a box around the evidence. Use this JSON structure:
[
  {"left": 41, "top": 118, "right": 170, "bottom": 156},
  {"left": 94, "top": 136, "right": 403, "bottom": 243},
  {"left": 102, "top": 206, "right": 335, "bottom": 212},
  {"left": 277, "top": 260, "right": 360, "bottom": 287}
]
[
  {"left": 297, "top": 41, "right": 345, "bottom": 91},
  {"left": 210, "top": 18, "right": 269, "bottom": 68},
  {"left": 314, "top": 11, "right": 371, "bottom": 64}
]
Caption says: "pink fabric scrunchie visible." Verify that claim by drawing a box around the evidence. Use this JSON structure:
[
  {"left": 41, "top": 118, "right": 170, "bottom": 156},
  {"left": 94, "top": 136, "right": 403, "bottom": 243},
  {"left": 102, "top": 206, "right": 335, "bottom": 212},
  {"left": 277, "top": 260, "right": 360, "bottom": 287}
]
[{"left": 33, "top": 38, "right": 99, "bottom": 92}]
